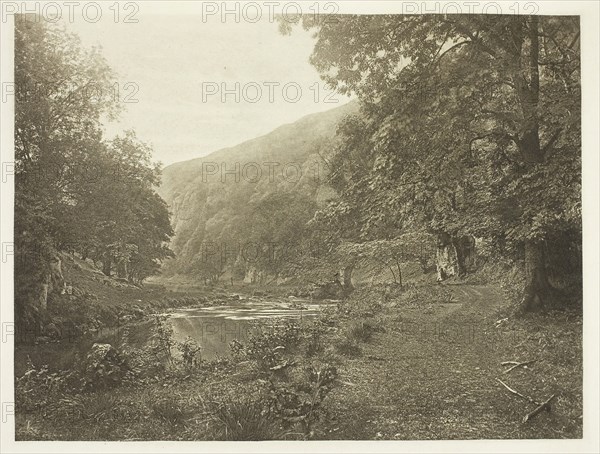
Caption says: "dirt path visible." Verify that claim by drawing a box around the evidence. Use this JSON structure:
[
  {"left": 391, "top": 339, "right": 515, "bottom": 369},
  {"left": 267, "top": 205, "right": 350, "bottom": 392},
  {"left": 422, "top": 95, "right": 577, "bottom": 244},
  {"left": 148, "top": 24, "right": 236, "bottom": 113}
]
[{"left": 322, "top": 284, "right": 582, "bottom": 440}]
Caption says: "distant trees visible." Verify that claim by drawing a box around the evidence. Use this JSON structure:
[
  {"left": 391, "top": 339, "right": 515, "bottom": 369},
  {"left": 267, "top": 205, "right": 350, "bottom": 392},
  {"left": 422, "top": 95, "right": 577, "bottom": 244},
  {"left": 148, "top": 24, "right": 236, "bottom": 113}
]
[
  {"left": 284, "top": 14, "right": 581, "bottom": 310},
  {"left": 338, "top": 232, "right": 436, "bottom": 287},
  {"left": 15, "top": 18, "right": 173, "bottom": 324},
  {"left": 66, "top": 131, "right": 174, "bottom": 282},
  {"left": 188, "top": 191, "right": 318, "bottom": 283}
]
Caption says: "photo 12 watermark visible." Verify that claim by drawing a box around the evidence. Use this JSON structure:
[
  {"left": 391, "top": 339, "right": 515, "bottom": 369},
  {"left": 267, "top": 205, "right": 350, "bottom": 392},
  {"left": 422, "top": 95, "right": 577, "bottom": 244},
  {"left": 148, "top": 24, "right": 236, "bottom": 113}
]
[
  {"left": 1, "top": 1, "right": 140, "bottom": 24},
  {"left": 201, "top": 81, "right": 339, "bottom": 104}
]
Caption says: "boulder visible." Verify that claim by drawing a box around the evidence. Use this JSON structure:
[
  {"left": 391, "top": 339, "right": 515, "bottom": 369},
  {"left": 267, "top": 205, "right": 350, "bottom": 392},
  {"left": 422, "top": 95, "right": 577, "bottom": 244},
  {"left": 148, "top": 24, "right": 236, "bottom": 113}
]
[{"left": 83, "top": 343, "right": 128, "bottom": 389}]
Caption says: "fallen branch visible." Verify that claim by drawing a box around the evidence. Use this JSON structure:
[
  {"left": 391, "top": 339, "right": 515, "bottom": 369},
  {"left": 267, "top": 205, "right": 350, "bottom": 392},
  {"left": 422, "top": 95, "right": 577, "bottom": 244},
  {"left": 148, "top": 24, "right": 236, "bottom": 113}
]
[
  {"left": 503, "top": 360, "right": 537, "bottom": 374},
  {"left": 522, "top": 394, "right": 556, "bottom": 423},
  {"left": 495, "top": 378, "right": 539, "bottom": 405}
]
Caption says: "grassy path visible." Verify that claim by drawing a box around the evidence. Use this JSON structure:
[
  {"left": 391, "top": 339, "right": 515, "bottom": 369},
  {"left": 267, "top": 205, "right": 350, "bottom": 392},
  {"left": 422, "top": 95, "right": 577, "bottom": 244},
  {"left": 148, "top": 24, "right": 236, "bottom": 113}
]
[{"left": 322, "top": 285, "right": 583, "bottom": 440}]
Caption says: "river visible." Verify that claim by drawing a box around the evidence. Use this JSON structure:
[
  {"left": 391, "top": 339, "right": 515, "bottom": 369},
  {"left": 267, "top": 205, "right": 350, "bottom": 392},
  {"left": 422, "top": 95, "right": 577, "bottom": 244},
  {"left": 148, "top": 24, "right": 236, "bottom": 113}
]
[
  {"left": 168, "top": 296, "right": 333, "bottom": 359},
  {"left": 14, "top": 294, "right": 338, "bottom": 375}
]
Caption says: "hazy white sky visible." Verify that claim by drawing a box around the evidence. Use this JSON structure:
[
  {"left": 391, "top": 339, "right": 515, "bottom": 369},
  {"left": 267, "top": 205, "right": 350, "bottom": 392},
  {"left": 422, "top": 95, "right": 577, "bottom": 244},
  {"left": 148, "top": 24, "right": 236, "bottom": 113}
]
[{"left": 61, "top": 6, "right": 351, "bottom": 165}]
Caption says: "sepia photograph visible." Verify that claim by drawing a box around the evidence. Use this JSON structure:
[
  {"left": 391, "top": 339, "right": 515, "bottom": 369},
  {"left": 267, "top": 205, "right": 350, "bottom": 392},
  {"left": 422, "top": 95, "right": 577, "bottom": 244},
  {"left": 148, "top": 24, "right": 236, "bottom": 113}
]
[{"left": 0, "top": 1, "right": 598, "bottom": 452}]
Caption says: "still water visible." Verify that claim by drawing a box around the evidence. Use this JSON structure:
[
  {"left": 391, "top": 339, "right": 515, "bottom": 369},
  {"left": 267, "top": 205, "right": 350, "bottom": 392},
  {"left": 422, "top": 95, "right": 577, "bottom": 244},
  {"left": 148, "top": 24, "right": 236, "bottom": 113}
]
[
  {"left": 14, "top": 297, "right": 337, "bottom": 375},
  {"left": 168, "top": 297, "right": 333, "bottom": 359}
]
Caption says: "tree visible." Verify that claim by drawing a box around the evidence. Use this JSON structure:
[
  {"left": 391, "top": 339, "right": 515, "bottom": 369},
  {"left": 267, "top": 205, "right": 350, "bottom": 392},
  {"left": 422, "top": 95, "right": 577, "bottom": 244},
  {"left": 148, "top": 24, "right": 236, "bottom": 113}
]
[
  {"left": 15, "top": 19, "right": 174, "bottom": 330},
  {"left": 337, "top": 232, "right": 435, "bottom": 287},
  {"left": 72, "top": 131, "right": 174, "bottom": 281},
  {"left": 15, "top": 19, "right": 120, "bottom": 326},
  {"left": 284, "top": 14, "right": 581, "bottom": 310}
]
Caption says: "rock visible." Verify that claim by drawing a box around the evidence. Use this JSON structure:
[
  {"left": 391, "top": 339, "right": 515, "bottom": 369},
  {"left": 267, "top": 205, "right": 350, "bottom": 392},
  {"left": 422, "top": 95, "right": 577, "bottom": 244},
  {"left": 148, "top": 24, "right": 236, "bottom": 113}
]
[
  {"left": 83, "top": 343, "right": 128, "bottom": 389},
  {"left": 436, "top": 233, "right": 476, "bottom": 280}
]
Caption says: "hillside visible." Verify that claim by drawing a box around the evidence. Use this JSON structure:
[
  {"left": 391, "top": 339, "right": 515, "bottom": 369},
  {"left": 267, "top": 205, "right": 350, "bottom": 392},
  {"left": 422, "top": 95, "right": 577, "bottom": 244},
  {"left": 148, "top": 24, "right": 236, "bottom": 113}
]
[{"left": 157, "top": 101, "right": 359, "bottom": 279}]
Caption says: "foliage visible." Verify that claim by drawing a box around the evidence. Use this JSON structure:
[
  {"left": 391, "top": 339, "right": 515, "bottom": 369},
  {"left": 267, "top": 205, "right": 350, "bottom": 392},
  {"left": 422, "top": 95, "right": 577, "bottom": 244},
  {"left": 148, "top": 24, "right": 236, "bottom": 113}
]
[
  {"left": 266, "top": 363, "right": 338, "bottom": 438},
  {"left": 336, "top": 232, "right": 436, "bottom": 286},
  {"left": 226, "top": 319, "right": 340, "bottom": 438},
  {"left": 212, "top": 398, "right": 277, "bottom": 441},
  {"left": 333, "top": 337, "right": 362, "bottom": 357},
  {"left": 151, "top": 398, "right": 187, "bottom": 426},
  {"left": 283, "top": 14, "right": 581, "bottom": 308},
  {"left": 81, "top": 343, "right": 128, "bottom": 390},
  {"left": 177, "top": 336, "right": 202, "bottom": 368},
  {"left": 346, "top": 320, "right": 377, "bottom": 342},
  {"left": 230, "top": 320, "right": 301, "bottom": 370},
  {"left": 14, "top": 20, "right": 174, "bottom": 330},
  {"left": 303, "top": 322, "right": 327, "bottom": 357},
  {"left": 15, "top": 357, "right": 82, "bottom": 413},
  {"left": 147, "top": 315, "right": 176, "bottom": 366}
]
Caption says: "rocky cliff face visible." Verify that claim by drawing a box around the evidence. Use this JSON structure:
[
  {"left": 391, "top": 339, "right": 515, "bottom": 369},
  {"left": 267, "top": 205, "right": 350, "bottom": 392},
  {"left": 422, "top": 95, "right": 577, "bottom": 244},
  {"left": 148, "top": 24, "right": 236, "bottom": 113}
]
[{"left": 436, "top": 234, "right": 476, "bottom": 280}]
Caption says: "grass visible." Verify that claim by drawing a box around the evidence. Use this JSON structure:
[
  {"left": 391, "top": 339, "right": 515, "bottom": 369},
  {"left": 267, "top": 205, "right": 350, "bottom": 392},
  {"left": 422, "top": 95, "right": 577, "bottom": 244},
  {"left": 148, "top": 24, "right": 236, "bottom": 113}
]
[
  {"left": 15, "top": 278, "right": 583, "bottom": 441},
  {"left": 319, "top": 284, "right": 583, "bottom": 440},
  {"left": 212, "top": 399, "right": 278, "bottom": 440},
  {"left": 334, "top": 337, "right": 362, "bottom": 357},
  {"left": 347, "top": 321, "right": 375, "bottom": 342},
  {"left": 150, "top": 398, "right": 187, "bottom": 426}
]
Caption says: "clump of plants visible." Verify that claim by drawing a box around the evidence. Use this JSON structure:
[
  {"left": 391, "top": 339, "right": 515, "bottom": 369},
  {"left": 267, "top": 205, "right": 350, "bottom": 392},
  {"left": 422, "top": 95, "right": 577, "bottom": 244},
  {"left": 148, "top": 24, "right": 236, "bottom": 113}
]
[
  {"left": 230, "top": 320, "right": 301, "bottom": 371},
  {"left": 16, "top": 357, "right": 82, "bottom": 413},
  {"left": 266, "top": 363, "right": 338, "bottom": 438},
  {"left": 177, "top": 336, "right": 202, "bottom": 369},
  {"left": 212, "top": 398, "right": 278, "bottom": 440},
  {"left": 346, "top": 319, "right": 377, "bottom": 342},
  {"left": 148, "top": 315, "right": 176, "bottom": 364},
  {"left": 151, "top": 397, "right": 187, "bottom": 426},
  {"left": 226, "top": 319, "right": 340, "bottom": 439},
  {"left": 81, "top": 342, "right": 128, "bottom": 390}
]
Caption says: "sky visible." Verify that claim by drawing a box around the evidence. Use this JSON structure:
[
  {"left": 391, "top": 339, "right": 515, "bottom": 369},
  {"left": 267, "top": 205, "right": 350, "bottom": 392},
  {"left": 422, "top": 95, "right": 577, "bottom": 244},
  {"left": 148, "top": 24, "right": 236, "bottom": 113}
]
[{"left": 60, "top": 5, "right": 352, "bottom": 165}]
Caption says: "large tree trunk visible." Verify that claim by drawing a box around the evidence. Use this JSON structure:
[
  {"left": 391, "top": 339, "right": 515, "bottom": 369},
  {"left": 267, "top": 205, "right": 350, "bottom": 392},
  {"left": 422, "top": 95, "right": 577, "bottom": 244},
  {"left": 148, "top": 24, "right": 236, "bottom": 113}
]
[
  {"left": 452, "top": 236, "right": 475, "bottom": 277},
  {"left": 512, "top": 17, "right": 554, "bottom": 311},
  {"left": 522, "top": 241, "right": 552, "bottom": 312}
]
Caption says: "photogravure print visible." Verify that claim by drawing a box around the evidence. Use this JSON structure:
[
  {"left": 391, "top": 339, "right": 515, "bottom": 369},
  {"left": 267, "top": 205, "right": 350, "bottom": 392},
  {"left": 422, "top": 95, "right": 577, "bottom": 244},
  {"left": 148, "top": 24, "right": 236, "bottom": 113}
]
[{"left": 0, "top": 1, "right": 597, "bottom": 452}]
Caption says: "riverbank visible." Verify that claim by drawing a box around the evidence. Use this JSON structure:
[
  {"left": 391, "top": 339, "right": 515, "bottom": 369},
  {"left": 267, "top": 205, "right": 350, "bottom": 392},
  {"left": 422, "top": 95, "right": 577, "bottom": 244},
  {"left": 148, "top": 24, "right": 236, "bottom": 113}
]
[{"left": 15, "top": 281, "right": 582, "bottom": 440}]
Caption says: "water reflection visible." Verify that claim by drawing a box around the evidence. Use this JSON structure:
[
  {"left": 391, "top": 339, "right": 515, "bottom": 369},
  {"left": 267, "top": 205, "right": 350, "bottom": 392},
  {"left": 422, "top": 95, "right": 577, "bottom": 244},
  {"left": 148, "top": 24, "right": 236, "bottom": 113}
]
[{"left": 169, "top": 298, "right": 332, "bottom": 359}]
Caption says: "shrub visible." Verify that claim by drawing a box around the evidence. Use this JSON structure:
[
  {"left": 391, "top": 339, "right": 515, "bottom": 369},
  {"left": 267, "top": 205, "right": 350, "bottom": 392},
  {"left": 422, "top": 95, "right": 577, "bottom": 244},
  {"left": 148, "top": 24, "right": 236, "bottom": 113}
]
[
  {"left": 346, "top": 320, "right": 376, "bottom": 342},
  {"left": 80, "top": 394, "right": 121, "bottom": 422},
  {"left": 230, "top": 320, "right": 301, "bottom": 370},
  {"left": 82, "top": 343, "right": 128, "bottom": 390},
  {"left": 148, "top": 315, "right": 176, "bottom": 365},
  {"left": 177, "top": 336, "right": 202, "bottom": 369},
  {"left": 16, "top": 357, "right": 83, "bottom": 413},
  {"left": 266, "top": 363, "right": 338, "bottom": 438},
  {"left": 212, "top": 398, "right": 277, "bottom": 440},
  {"left": 303, "top": 322, "right": 326, "bottom": 357}
]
